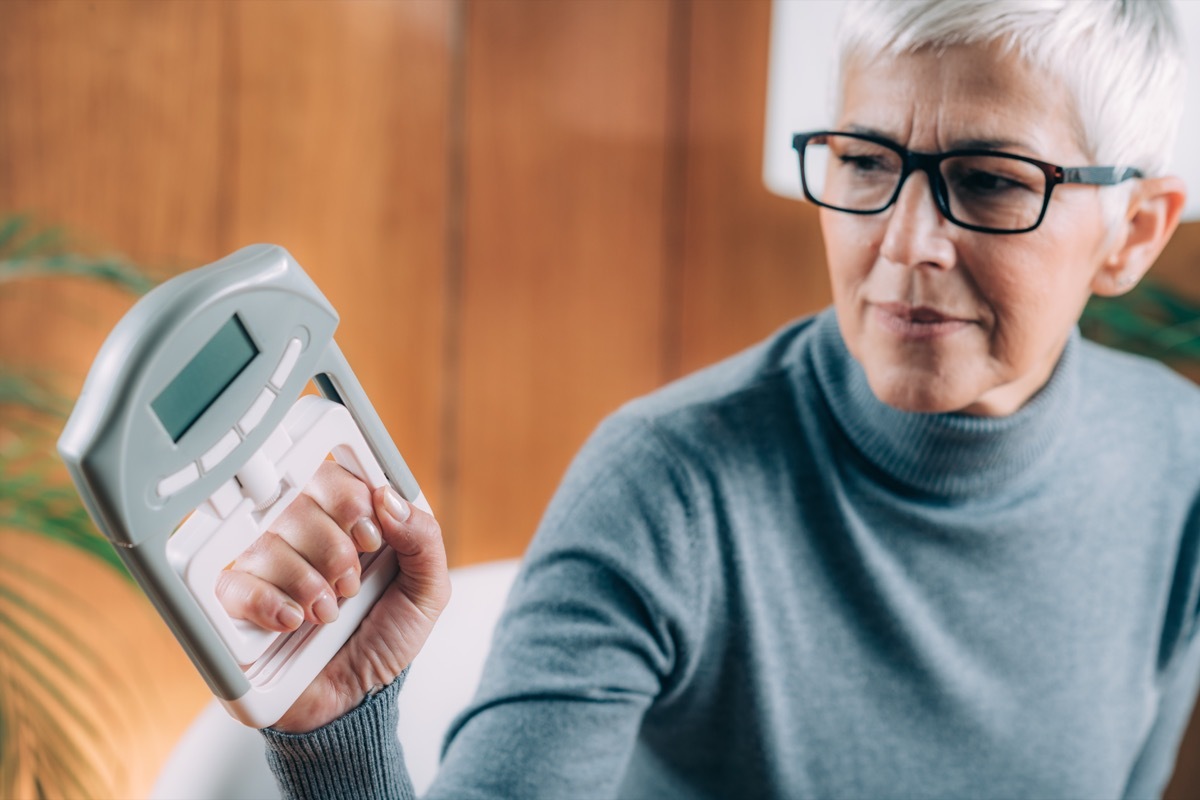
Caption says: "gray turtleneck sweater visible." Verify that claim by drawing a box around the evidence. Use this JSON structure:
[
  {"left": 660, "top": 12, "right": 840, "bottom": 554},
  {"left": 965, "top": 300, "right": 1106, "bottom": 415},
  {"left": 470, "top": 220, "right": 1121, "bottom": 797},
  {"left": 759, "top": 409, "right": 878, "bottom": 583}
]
[{"left": 263, "top": 309, "right": 1200, "bottom": 799}]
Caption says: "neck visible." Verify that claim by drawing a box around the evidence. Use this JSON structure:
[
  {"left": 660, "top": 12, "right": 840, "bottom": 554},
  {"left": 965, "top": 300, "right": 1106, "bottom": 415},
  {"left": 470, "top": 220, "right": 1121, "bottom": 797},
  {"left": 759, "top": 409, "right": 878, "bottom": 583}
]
[{"left": 808, "top": 310, "right": 1079, "bottom": 497}]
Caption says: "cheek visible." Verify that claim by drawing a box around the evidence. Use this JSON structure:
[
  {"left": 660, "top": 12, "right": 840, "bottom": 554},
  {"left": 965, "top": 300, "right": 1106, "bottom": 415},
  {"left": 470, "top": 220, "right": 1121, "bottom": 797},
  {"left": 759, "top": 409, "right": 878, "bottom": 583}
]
[
  {"left": 820, "top": 214, "right": 886, "bottom": 364},
  {"left": 973, "top": 244, "right": 1084, "bottom": 368},
  {"left": 820, "top": 213, "right": 878, "bottom": 296}
]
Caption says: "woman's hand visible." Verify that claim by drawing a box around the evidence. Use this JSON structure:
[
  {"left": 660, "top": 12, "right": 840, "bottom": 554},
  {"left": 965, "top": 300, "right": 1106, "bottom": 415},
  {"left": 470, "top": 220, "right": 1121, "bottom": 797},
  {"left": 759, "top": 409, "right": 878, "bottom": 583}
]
[{"left": 215, "top": 461, "right": 451, "bottom": 733}]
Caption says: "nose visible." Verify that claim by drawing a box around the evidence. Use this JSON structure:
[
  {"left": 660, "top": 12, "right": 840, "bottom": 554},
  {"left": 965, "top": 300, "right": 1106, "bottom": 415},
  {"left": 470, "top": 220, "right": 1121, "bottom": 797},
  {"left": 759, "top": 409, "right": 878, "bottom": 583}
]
[{"left": 878, "top": 169, "right": 957, "bottom": 271}]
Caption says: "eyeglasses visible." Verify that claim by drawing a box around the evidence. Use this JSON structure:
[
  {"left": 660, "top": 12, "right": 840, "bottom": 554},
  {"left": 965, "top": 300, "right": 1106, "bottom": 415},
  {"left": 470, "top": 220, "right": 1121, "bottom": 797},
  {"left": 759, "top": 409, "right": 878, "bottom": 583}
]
[{"left": 792, "top": 131, "right": 1142, "bottom": 234}]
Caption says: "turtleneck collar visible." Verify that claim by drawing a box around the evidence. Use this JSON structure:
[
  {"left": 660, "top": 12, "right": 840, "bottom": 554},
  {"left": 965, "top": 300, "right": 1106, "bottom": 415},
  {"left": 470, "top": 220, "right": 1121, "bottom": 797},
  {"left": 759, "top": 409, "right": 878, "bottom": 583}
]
[{"left": 806, "top": 309, "right": 1079, "bottom": 498}]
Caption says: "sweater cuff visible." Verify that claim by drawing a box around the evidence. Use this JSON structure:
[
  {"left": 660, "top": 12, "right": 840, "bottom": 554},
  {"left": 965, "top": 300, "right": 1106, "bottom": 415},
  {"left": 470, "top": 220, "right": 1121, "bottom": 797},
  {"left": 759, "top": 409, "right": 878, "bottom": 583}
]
[{"left": 260, "top": 674, "right": 416, "bottom": 800}]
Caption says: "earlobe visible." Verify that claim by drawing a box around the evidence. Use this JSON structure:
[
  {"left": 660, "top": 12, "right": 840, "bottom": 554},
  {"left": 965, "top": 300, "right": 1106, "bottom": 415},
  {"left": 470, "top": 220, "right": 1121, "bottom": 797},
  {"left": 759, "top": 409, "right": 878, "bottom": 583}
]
[{"left": 1092, "top": 175, "right": 1187, "bottom": 296}]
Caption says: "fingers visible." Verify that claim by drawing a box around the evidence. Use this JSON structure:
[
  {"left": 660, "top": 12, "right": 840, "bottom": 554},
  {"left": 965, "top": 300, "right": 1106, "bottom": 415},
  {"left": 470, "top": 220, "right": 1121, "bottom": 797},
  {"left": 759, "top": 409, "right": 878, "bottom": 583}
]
[
  {"left": 272, "top": 490, "right": 451, "bottom": 733},
  {"left": 222, "top": 513, "right": 348, "bottom": 630},
  {"left": 218, "top": 461, "right": 384, "bottom": 630},
  {"left": 215, "top": 460, "right": 451, "bottom": 645},
  {"left": 215, "top": 536, "right": 323, "bottom": 632},
  {"left": 272, "top": 491, "right": 365, "bottom": 601},
  {"left": 374, "top": 487, "right": 452, "bottom": 623},
  {"left": 300, "top": 462, "right": 383, "bottom": 555},
  {"left": 248, "top": 483, "right": 452, "bottom": 733}
]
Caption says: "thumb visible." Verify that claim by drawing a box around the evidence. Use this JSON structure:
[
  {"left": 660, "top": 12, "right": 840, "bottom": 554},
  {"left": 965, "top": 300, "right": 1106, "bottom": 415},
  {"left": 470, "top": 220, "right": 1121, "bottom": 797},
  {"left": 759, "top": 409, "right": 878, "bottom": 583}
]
[{"left": 374, "top": 485, "right": 451, "bottom": 620}]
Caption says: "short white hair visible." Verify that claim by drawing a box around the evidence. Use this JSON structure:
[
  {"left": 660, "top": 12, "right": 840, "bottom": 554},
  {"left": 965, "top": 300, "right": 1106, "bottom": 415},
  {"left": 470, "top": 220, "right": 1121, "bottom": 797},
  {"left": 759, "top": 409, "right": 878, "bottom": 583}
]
[{"left": 836, "top": 0, "right": 1187, "bottom": 179}]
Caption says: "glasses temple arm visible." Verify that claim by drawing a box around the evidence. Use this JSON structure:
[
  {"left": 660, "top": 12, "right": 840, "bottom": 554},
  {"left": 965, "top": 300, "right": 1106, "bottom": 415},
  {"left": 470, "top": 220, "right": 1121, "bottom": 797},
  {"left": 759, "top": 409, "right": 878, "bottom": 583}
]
[{"left": 1061, "top": 166, "right": 1143, "bottom": 185}]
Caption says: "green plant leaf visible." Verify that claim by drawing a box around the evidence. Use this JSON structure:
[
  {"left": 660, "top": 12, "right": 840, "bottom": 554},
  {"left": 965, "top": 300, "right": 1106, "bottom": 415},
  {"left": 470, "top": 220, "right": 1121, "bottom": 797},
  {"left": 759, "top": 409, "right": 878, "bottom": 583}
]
[
  {"left": 0, "top": 218, "right": 158, "bottom": 580},
  {"left": 0, "top": 214, "right": 174, "bottom": 797},
  {"left": 0, "top": 215, "right": 27, "bottom": 251},
  {"left": 1081, "top": 279, "right": 1200, "bottom": 369},
  {"left": 0, "top": 215, "right": 158, "bottom": 294},
  {"left": 0, "top": 371, "right": 73, "bottom": 419},
  {"left": 0, "top": 253, "right": 157, "bottom": 295}
]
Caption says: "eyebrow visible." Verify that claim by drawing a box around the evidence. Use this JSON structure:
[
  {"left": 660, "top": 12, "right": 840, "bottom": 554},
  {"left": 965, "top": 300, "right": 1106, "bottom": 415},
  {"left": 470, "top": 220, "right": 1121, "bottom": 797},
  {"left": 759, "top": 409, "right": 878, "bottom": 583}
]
[{"left": 843, "top": 125, "right": 1030, "bottom": 152}]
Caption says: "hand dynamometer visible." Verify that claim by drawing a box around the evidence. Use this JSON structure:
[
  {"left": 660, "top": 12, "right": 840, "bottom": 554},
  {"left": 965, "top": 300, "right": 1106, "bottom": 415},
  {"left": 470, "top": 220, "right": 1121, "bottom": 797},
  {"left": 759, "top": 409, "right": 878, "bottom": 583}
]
[{"left": 58, "top": 244, "right": 430, "bottom": 728}]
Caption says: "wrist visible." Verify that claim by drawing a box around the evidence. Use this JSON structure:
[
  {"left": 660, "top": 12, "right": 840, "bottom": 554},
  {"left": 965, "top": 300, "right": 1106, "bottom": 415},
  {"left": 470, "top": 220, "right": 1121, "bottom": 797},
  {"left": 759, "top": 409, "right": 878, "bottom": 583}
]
[{"left": 271, "top": 669, "right": 403, "bottom": 734}]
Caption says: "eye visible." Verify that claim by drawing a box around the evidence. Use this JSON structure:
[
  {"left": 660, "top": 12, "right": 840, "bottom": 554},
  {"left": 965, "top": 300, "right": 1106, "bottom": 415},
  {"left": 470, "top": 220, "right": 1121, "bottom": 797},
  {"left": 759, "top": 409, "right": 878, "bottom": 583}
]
[
  {"left": 944, "top": 155, "right": 1045, "bottom": 197},
  {"left": 839, "top": 154, "right": 889, "bottom": 173},
  {"left": 955, "top": 169, "right": 1032, "bottom": 194}
]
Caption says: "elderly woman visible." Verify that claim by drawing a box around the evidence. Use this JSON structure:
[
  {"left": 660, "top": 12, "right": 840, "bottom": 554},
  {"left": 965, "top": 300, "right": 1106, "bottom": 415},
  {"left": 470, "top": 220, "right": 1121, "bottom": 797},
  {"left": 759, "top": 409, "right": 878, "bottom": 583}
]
[{"left": 226, "top": 1, "right": 1197, "bottom": 797}]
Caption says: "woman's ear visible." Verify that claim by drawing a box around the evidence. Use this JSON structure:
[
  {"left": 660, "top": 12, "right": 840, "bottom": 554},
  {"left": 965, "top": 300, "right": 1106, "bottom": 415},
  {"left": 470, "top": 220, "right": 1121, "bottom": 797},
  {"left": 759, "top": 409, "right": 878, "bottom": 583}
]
[{"left": 1092, "top": 175, "right": 1187, "bottom": 296}]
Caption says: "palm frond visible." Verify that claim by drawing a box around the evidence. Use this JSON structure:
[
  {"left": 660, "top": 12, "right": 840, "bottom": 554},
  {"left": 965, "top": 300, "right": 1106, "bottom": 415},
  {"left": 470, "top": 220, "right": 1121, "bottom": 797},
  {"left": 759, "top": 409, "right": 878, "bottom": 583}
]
[
  {"left": 0, "top": 216, "right": 157, "bottom": 580},
  {"left": 0, "top": 215, "right": 157, "bottom": 294},
  {"left": 0, "top": 370, "right": 73, "bottom": 420},
  {"left": 0, "top": 215, "right": 209, "bottom": 798}
]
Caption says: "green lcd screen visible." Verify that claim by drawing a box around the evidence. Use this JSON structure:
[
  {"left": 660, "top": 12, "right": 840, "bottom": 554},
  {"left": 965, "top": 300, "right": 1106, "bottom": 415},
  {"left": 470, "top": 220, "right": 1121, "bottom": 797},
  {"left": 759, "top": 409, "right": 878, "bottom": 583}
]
[{"left": 152, "top": 315, "right": 259, "bottom": 442}]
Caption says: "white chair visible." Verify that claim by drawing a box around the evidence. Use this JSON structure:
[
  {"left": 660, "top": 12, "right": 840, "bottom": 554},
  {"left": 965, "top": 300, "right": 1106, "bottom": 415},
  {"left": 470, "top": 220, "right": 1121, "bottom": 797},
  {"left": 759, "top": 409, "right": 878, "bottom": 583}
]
[{"left": 151, "top": 559, "right": 521, "bottom": 800}]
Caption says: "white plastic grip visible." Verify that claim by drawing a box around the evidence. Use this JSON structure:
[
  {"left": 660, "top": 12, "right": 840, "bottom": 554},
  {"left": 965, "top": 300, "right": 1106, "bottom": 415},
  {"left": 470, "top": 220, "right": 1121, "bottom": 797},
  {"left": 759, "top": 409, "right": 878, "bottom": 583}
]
[{"left": 165, "top": 395, "right": 397, "bottom": 725}]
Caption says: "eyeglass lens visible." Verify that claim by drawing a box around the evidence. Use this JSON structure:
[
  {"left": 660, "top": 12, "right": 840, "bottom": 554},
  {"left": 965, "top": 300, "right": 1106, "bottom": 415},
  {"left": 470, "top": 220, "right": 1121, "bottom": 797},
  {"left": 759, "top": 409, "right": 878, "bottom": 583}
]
[{"left": 801, "top": 134, "right": 1049, "bottom": 232}]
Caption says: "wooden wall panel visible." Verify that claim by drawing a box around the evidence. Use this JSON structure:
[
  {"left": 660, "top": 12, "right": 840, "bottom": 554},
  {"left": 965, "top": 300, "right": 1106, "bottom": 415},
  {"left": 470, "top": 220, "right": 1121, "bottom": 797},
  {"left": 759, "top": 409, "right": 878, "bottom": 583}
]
[
  {"left": 0, "top": 0, "right": 224, "bottom": 384},
  {"left": 220, "top": 0, "right": 452, "bottom": 520},
  {"left": 1157, "top": 222, "right": 1200, "bottom": 299},
  {"left": 678, "top": 0, "right": 830, "bottom": 375},
  {"left": 0, "top": 0, "right": 454, "bottom": 548},
  {"left": 453, "top": 0, "right": 674, "bottom": 565},
  {"left": 0, "top": 0, "right": 224, "bottom": 266}
]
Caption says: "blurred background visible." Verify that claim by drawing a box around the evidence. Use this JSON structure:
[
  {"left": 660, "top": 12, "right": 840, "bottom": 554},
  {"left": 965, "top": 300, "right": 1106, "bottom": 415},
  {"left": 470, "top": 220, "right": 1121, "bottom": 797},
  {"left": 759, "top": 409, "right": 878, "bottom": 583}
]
[{"left": 0, "top": 1, "right": 1197, "bottom": 797}]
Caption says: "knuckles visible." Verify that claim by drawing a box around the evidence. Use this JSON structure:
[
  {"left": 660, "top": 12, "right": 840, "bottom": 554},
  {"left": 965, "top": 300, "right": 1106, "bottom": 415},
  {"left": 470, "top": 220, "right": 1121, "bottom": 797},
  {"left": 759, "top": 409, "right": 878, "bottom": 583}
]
[
  {"left": 224, "top": 529, "right": 342, "bottom": 614},
  {"left": 215, "top": 570, "right": 276, "bottom": 624},
  {"left": 404, "top": 505, "right": 443, "bottom": 545},
  {"left": 318, "top": 530, "right": 362, "bottom": 577},
  {"left": 289, "top": 566, "right": 339, "bottom": 610},
  {"left": 219, "top": 465, "right": 431, "bottom": 629},
  {"left": 313, "top": 462, "right": 375, "bottom": 528}
]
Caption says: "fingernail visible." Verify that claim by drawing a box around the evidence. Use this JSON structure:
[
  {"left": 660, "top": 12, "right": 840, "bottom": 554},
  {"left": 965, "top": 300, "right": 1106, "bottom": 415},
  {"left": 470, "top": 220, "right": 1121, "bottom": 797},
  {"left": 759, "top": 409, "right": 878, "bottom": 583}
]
[
  {"left": 278, "top": 601, "right": 304, "bottom": 631},
  {"left": 314, "top": 591, "right": 339, "bottom": 624},
  {"left": 351, "top": 517, "right": 381, "bottom": 552},
  {"left": 335, "top": 568, "right": 360, "bottom": 598},
  {"left": 384, "top": 487, "right": 411, "bottom": 524}
]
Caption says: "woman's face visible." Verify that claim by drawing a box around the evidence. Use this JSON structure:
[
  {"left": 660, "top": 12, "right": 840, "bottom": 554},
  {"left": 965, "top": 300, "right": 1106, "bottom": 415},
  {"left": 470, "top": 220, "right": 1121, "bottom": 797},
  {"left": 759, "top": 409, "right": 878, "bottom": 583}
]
[{"left": 823, "top": 44, "right": 1119, "bottom": 416}]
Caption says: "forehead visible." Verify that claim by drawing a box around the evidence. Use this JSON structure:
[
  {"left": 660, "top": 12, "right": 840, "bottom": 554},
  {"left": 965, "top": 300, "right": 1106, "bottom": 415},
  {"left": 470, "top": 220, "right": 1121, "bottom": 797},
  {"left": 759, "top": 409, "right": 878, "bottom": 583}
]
[{"left": 836, "top": 43, "right": 1085, "bottom": 162}]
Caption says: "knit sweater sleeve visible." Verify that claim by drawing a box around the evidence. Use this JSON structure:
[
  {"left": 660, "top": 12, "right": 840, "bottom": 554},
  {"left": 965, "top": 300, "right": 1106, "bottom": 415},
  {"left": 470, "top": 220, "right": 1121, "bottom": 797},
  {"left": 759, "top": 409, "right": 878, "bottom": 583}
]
[
  {"left": 1121, "top": 633, "right": 1200, "bottom": 799},
  {"left": 425, "top": 411, "right": 708, "bottom": 798},
  {"left": 260, "top": 675, "right": 415, "bottom": 800},
  {"left": 1125, "top": 499, "right": 1200, "bottom": 798}
]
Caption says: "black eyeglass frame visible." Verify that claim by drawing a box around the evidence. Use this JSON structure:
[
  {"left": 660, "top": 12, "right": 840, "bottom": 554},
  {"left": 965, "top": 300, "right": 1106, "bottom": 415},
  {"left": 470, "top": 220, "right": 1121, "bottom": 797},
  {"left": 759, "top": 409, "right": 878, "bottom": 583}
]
[{"left": 791, "top": 130, "right": 1143, "bottom": 234}]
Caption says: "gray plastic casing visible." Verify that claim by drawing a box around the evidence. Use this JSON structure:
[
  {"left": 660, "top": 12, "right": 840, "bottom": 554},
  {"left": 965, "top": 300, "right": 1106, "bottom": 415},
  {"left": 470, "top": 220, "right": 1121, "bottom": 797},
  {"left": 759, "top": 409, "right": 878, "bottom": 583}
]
[{"left": 57, "top": 244, "right": 422, "bottom": 703}]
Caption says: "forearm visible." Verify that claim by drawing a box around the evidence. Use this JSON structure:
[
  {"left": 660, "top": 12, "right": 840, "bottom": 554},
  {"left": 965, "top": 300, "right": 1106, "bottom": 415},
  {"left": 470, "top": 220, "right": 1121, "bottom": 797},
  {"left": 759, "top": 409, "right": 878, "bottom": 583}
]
[{"left": 261, "top": 677, "right": 415, "bottom": 800}]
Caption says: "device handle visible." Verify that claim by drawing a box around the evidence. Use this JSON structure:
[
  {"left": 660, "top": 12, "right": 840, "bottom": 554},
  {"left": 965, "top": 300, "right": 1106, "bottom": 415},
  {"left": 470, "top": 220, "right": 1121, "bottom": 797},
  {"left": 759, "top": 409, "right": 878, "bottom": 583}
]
[{"left": 167, "top": 396, "right": 389, "bottom": 672}]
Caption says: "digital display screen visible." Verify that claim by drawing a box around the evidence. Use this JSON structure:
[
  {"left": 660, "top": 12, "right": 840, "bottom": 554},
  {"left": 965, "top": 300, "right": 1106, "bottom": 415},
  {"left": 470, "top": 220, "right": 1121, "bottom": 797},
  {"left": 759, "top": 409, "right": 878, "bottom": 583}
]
[{"left": 152, "top": 315, "right": 259, "bottom": 442}]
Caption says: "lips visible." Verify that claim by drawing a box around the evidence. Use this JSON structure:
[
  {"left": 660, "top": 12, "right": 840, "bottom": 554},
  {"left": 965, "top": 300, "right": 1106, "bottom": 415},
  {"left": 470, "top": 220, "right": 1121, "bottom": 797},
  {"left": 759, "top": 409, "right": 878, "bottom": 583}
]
[
  {"left": 872, "top": 302, "right": 973, "bottom": 339},
  {"left": 876, "top": 302, "right": 966, "bottom": 322}
]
